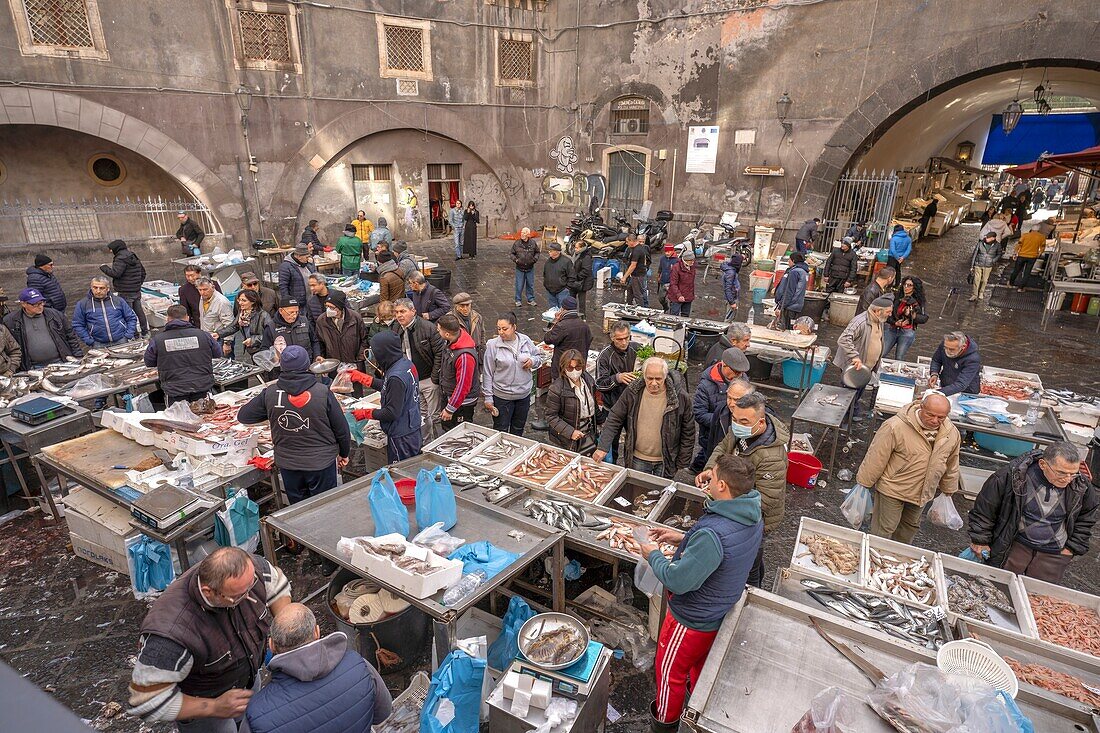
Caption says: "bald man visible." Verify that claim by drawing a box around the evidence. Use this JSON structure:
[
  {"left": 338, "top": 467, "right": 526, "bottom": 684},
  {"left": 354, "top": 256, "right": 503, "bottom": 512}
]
[
  {"left": 242, "top": 603, "right": 391, "bottom": 733},
  {"left": 856, "top": 392, "right": 962, "bottom": 543}
]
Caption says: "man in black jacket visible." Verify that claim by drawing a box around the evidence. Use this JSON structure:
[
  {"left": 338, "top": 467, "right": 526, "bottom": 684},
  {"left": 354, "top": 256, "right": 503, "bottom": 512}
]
[
  {"left": 25, "top": 254, "right": 66, "bottom": 313},
  {"left": 264, "top": 299, "right": 320, "bottom": 362},
  {"left": 594, "top": 321, "right": 638, "bottom": 410},
  {"left": 176, "top": 212, "right": 205, "bottom": 256},
  {"left": 822, "top": 238, "right": 858, "bottom": 295},
  {"left": 544, "top": 295, "right": 591, "bottom": 375},
  {"left": 968, "top": 442, "right": 1098, "bottom": 583},
  {"left": 407, "top": 272, "right": 451, "bottom": 322},
  {"left": 569, "top": 239, "right": 595, "bottom": 314},
  {"left": 856, "top": 265, "right": 895, "bottom": 314},
  {"left": 3, "top": 288, "right": 83, "bottom": 370},
  {"left": 239, "top": 345, "right": 351, "bottom": 504},
  {"left": 100, "top": 239, "right": 149, "bottom": 337},
  {"left": 543, "top": 243, "right": 574, "bottom": 309},
  {"left": 391, "top": 298, "right": 445, "bottom": 441},
  {"left": 144, "top": 304, "right": 220, "bottom": 404},
  {"left": 510, "top": 228, "right": 540, "bottom": 307}
]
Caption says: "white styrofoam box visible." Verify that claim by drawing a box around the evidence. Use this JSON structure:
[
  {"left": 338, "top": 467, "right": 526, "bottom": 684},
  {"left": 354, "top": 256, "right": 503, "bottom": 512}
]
[
  {"left": 1062, "top": 422, "right": 1094, "bottom": 448},
  {"left": 595, "top": 266, "right": 612, "bottom": 289},
  {"left": 64, "top": 487, "right": 139, "bottom": 554},
  {"left": 939, "top": 552, "right": 1034, "bottom": 638},
  {"left": 350, "top": 533, "right": 463, "bottom": 599},
  {"left": 101, "top": 408, "right": 127, "bottom": 433},
  {"left": 529, "top": 679, "right": 552, "bottom": 709},
  {"left": 792, "top": 517, "right": 865, "bottom": 587},
  {"left": 863, "top": 534, "right": 947, "bottom": 609},
  {"left": 1058, "top": 405, "right": 1100, "bottom": 429}
]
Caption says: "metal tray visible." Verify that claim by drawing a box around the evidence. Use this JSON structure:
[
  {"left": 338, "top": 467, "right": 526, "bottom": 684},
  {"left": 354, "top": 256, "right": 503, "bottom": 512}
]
[
  {"left": 263, "top": 474, "right": 564, "bottom": 621},
  {"left": 423, "top": 422, "right": 497, "bottom": 459},
  {"left": 517, "top": 612, "right": 590, "bottom": 670},
  {"left": 545, "top": 455, "right": 625, "bottom": 503}
]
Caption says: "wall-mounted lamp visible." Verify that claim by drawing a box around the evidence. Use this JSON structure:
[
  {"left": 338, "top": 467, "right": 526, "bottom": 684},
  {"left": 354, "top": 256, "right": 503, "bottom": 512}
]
[
  {"left": 235, "top": 84, "right": 253, "bottom": 131},
  {"left": 955, "top": 141, "right": 975, "bottom": 162}
]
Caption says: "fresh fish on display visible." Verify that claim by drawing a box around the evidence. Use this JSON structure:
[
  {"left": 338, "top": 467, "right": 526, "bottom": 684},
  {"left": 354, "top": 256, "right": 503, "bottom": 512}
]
[
  {"left": 443, "top": 464, "right": 501, "bottom": 491},
  {"left": 799, "top": 578, "right": 949, "bottom": 649},
  {"left": 468, "top": 437, "right": 526, "bottom": 467},
  {"left": 662, "top": 514, "right": 697, "bottom": 530},
  {"left": 430, "top": 432, "right": 488, "bottom": 458},
  {"left": 797, "top": 533, "right": 860, "bottom": 577},
  {"left": 361, "top": 422, "right": 387, "bottom": 444},
  {"left": 525, "top": 626, "right": 586, "bottom": 666},
  {"left": 1005, "top": 657, "right": 1100, "bottom": 708},
  {"left": 509, "top": 447, "right": 571, "bottom": 484},
  {"left": 1029, "top": 593, "right": 1100, "bottom": 657},
  {"left": 372, "top": 693, "right": 423, "bottom": 733},
  {"left": 211, "top": 358, "right": 256, "bottom": 383},
  {"left": 552, "top": 462, "right": 617, "bottom": 500},
  {"left": 521, "top": 498, "right": 604, "bottom": 532},
  {"left": 360, "top": 540, "right": 443, "bottom": 576},
  {"left": 594, "top": 517, "right": 675, "bottom": 559},
  {"left": 867, "top": 548, "right": 938, "bottom": 606},
  {"left": 945, "top": 574, "right": 1014, "bottom": 623}
]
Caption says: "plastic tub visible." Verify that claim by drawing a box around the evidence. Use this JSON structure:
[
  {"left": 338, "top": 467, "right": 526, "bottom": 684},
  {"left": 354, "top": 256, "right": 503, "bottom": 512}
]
[
  {"left": 781, "top": 358, "right": 826, "bottom": 389},
  {"left": 801, "top": 291, "right": 828, "bottom": 320},
  {"left": 749, "top": 271, "right": 773, "bottom": 292},
  {"left": 396, "top": 478, "right": 416, "bottom": 507},
  {"left": 772, "top": 267, "right": 788, "bottom": 289},
  {"left": 752, "top": 286, "right": 768, "bottom": 304},
  {"left": 787, "top": 452, "right": 823, "bottom": 489},
  {"left": 426, "top": 268, "right": 451, "bottom": 291},
  {"left": 746, "top": 354, "right": 773, "bottom": 381},
  {"left": 973, "top": 432, "right": 1035, "bottom": 458},
  {"left": 689, "top": 332, "right": 719, "bottom": 361},
  {"left": 753, "top": 259, "right": 775, "bottom": 273},
  {"left": 326, "top": 568, "right": 431, "bottom": 673},
  {"left": 828, "top": 294, "right": 859, "bottom": 327}
]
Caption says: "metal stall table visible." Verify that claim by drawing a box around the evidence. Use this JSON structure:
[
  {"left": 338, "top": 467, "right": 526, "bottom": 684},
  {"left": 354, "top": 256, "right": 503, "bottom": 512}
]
[
  {"left": 682, "top": 589, "right": 1096, "bottom": 733},
  {"left": 790, "top": 383, "right": 856, "bottom": 478},
  {"left": 0, "top": 408, "right": 96, "bottom": 517},
  {"left": 1042, "top": 279, "right": 1100, "bottom": 331},
  {"left": 34, "top": 429, "right": 267, "bottom": 569},
  {"left": 260, "top": 478, "right": 566, "bottom": 663},
  {"left": 747, "top": 324, "right": 818, "bottom": 400}
]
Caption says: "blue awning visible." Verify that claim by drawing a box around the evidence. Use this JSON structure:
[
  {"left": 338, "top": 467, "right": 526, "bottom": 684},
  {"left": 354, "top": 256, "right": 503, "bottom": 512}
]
[{"left": 983, "top": 112, "right": 1100, "bottom": 166}]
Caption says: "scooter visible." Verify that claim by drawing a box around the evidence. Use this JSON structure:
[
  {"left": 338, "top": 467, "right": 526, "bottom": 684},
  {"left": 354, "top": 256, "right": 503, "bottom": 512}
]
[{"left": 633, "top": 209, "right": 673, "bottom": 254}]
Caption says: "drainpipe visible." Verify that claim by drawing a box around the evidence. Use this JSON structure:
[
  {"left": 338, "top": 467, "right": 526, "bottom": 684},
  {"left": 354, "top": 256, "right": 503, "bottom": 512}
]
[{"left": 235, "top": 155, "right": 255, "bottom": 245}]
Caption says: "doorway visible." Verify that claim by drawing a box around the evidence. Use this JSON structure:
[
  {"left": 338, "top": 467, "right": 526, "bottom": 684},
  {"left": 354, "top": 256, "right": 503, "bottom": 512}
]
[
  {"left": 351, "top": 164, "right": 395, "bottom": 230},
  {"left": 606, "top": 149, "right": 648, "bottom": 217},
  {"left": 427, "top": 163, "right": 461, "bottom": 238}
]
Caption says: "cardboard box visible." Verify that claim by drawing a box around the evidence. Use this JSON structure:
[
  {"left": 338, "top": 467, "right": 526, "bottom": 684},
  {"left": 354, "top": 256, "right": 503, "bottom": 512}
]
[
  {"left": 70, "top": 531, "right": 131, "bottom": 575},
  {"left": 64, "top": 487, "right": 139, "bottom": 558}
]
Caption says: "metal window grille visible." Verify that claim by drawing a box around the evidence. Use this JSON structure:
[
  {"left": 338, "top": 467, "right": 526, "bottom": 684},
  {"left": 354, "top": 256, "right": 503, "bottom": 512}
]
[
  {"left": 384, "top": 24, "right": 425, "bottom": 72},
  {"left": 611, "top": 109, "right": 649, "bottom": 135},
  {"left": 352, "top": 164, "right": 392, "bottom": 182},
  {"left": 238, "top": 10, "right": 292, "bottom": 63},
  {"left": 498, "top": 39, "right": 533, "bottom": 82},
  {"left": 22, "top": 0, "right": 94, "bottom": 47},
  {"left": 427, "top": 164, "right": 461, "bottom": 181},
  {"left": 395, "top": 79, "right": 419, "bottom": 96},
  {"left": 0, "top": 196, "right": 219, "bottom": 246},
  {"left": 819, "top": 170, "right": 899, "bottom": 254}
]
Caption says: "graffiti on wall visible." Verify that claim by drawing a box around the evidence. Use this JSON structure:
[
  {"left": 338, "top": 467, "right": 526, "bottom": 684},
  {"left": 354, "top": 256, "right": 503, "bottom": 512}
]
[
  {"left": 549, "top": 136, "right": 578, "bottom": 175},
  {"left": 398, "top": 185, "right": 421, "bottom": 231},
  {"left": 467, "top": 173, "right": 508, "bottom": 219},
  {"left": 540, "top": 172, "right": 607, "bottom": 208}
]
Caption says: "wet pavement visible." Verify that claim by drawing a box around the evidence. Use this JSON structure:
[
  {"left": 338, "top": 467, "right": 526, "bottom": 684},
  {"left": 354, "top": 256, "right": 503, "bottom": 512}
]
[{"left": 2, "top": 221, "right": 1099, "bottom": 732}]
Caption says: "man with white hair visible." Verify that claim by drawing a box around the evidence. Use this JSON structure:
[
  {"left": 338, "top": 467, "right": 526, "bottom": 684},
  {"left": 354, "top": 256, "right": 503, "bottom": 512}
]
[
  {"left": 929, "top": 332, "right": 982, "bottom": 396},
  {"left": 510, "top": 227, "right": 540, "bottom": 306},
  {"left": 856, "top": 392, "right": 961, "bottom": 543},
  {"left": 197, "top": 277, "right": 236, "bottom": 355},
  {"left": 833, "top": 293, "right": 893, "bottom": 420},
  {"left": 594, "top": 357, "right": 695, "bottom": 478},
  {"left": 241, "top": 604, "right": 391, "bottom": 733}
]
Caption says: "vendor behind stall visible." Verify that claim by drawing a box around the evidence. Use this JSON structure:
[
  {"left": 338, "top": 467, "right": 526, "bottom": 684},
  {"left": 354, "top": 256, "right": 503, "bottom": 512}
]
[
  {"left": 145, "top": 304, "right": 220, "bottom": 405},
  {"left": 928, "top": 332, "right": 981, "bottom": 396},
  {"left": 349, "top": 332, "right": 423, "bottom": 463},
  {"left": 639, "top": 454, "right": 762, "bottom": 732}
]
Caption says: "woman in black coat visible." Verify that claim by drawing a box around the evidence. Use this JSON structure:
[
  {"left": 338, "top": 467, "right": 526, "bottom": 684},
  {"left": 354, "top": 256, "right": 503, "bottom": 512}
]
[
  {"left": 883, "top": 275, "right": 928, "bottom": 360},
  {"left": 462, "top": 202, "right": 480, "bottom": 258},
  {"left": 545, "top": 348, "right": 601, "bottom": 453}
]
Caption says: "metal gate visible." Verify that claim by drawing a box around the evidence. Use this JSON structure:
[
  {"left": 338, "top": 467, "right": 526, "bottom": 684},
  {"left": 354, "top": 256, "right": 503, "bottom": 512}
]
[
  {"left": 820, "top": 170, "right": 899, "bottom": 251},
  {"left": 0, "top": 195, "right": 218, "bottom": 246},
  {"left": 606, "top": 150, "right": 647, "bottom": 216}
]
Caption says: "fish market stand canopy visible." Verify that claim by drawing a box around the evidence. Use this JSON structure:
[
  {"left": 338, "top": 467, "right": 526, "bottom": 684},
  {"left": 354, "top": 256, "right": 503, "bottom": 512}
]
[{"left": 1005, "top": 144, "right": 1100, "bottom": 179}]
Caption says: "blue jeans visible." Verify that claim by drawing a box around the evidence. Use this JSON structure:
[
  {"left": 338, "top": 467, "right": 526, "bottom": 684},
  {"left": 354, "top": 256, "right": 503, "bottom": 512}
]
[
  {"left": 547, "top": 290, "right": 567, "bottom": 309},
  {"left": 453, "top": 226, "right": 464, "bottom": 257},
  {"left": 514, "top": 269, "right": 535, "bottom": 303},
  {"left": 883, "top": 326, "right": 916, "bottom": 360},
  {"left": 492, "top": 394, "right": 531, "bottom": 436},
  {"left": 668, "top": 300, "right": 693, "bottom": 316},
  {"left": 631, "top": 457, "right": 667, "bottom": 479}
]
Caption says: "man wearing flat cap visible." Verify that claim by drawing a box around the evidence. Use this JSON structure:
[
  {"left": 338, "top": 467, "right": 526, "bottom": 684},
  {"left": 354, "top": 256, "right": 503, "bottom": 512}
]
[
  {"left": 834, "top": 293, "right": 894, "bottom": 420},
  {"left": 691, "top": 347, "right": 750, "bottom": 473},
  {"left": 449, "top": 292, "right": 484, "bottom": 359}
]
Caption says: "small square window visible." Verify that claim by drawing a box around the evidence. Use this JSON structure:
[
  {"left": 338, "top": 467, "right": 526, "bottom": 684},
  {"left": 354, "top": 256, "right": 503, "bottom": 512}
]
[
  {"left": 376, "top": 16, "right": 432, "bottom": 81},
  {"left": 10, "top": 0, "right": 108, "bottom": 60},
  {"left": 498, "top": 37, "right": 534, "bottom": 85},
  {"left": 228, "top": 1, "right": 301, "bottom": 73}
]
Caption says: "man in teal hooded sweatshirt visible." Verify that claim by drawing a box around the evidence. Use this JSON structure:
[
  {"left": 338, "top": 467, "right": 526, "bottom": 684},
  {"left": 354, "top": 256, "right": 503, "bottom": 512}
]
[{"left": 639, "top": 453, "right": 763, "bottom": 731}]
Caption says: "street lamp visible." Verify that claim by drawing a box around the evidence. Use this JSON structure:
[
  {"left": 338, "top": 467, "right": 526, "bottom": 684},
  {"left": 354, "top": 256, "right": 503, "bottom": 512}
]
[
  {"left": 235, "top": 84, "right": 253, "bottom": 130},
  {"left": 776, "top": 92, "right": 792, "bottom": 122},
  {"left": 1002, "top": 99, "right": 1024, "bottom": 135},
  {"left": 1032, "top": 83, "right": 1046, "bottom": 104}
]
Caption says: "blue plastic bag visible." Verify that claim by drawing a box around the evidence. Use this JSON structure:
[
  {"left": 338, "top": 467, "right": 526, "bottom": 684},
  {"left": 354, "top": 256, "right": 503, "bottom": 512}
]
[
  {"left": 127, "top": 535, "right": 175, "bottom": 593},
  {"left": 415, "top": 466, "right": 458, "bottom": 532},
  {"left": 369, "top": 467, "right": 410, "bottom": 537},
  {"left": 997, "top": 690, "right": 1035, "bottom": 733},
  {"left": 448, "top": 541, "right": 520, "bottom": 580},
  {"left": 487, "top": 596, "right": 537, "bottom": 670},
  {"left": 214, "top": 487, "right": 260, "bottom": 552},
  {"left": 420, "top": 650, "right": 486, "bottom": 733}
]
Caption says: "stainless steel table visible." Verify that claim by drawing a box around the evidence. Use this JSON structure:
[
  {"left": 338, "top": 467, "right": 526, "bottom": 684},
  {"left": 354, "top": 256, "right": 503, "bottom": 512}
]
[
  {"left": 790, "top": 383, "right": 856, "bottom": 478},
  {"left": 260, "top": 473, "right": 566, "bottom": 664},
  {"left": 0, "top": 408, "right": 95, "bottom": 517}
]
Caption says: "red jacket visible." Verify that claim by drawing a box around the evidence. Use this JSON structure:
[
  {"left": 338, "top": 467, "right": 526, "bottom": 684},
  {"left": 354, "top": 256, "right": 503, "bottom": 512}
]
[
  {"left": 441, "top": 329, "right": 481, "bottom": 411},
  {"left": 667, "top": 261, "right": 697, "bottom": 303}
]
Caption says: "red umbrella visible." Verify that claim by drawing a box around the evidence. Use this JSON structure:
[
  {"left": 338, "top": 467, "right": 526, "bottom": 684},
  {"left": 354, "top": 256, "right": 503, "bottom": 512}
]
[{"left": 1005, "top": 145, "right": 1100, "bottom": 178}]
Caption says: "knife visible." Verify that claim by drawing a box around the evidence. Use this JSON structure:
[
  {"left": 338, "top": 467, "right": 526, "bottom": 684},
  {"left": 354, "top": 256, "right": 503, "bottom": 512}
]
[{"left": 810, "top": 617, "right": 886, "bottom": 684}]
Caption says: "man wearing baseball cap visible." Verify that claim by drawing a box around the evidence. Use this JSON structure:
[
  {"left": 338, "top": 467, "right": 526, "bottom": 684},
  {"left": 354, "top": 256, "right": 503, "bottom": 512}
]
[{"left": 2, "top": 288, "right": 83, "bottom": 371}]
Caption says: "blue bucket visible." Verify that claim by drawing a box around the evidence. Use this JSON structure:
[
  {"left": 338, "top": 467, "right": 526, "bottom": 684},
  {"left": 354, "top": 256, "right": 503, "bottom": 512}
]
[
  {"left": 752, "top": 287, "right": 768, "bottom": 304},
  {"left": 781, "top": 359, "right": 826, "bottom": 389},
  {"left": 973, "top": 432, "right": 1035, "bottom": 458}
]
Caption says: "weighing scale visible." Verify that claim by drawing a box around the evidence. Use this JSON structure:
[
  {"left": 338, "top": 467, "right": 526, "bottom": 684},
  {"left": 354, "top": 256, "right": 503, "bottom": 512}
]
[
  {"left": 11, "top": 396, "right": 74, "bottom": 426},
  {"left": 514, "top": 641, "right": 606, "bottom": 698},
  {"left": 131, "top": 484, "right": 212, "bottom": 530},
  {"left": 875, "top": 372, "right": 916, "bottom": 410}
]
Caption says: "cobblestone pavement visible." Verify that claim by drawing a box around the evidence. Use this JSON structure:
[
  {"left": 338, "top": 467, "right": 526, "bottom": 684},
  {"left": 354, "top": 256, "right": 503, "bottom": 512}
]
[{"left": 2, "top": 221, "right": 1098, "bottom": 732}]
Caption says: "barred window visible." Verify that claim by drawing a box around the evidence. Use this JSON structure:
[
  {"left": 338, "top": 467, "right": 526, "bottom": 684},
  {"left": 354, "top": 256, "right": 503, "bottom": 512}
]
[
  {"left": 238, "top": 10, "right": 291, "bottom": 63},
  {"left": 11, "top": 0, "right": 107, "bottom": 59},
  {"left": 352, "top": 164, "right": 393, "bottom": 182},
  {"left": 376, "top": 16, "right": 432, "bottom": 81},
  {"left": 427, "top": 164, "right": 461, "bottom": 181},
  {"left": 498, "top": 39, "right": 533, "bottom": 83}
]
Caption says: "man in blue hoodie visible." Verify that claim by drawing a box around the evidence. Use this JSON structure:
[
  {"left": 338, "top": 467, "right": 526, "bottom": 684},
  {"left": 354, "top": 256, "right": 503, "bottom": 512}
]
[
  {"left": 888, "top": 224, "right": 913, "bottom": 280},
  {"left": 639, "top": 453, "right": 762, "bottom": 730},
  {"left": 348, "top": 332, "right": 423, "bottom": 463}
]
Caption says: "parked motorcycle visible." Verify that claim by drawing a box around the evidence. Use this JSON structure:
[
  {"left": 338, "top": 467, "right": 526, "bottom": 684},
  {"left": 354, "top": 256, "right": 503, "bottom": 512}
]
[{"left": 633, "top": 209, "right": 673, "bottom": 254}]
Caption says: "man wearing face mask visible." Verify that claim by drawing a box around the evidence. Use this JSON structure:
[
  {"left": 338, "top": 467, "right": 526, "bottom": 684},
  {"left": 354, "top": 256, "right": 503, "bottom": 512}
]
[
  {"left": 128, "top": 547, "right": 292, "bottom": 731},
  {"left": 691, "top": 347, "right": 749, "bottom": 473},
  {"left": 315, "top": 289, "right": 367, "bottom": 367},
  {"left": 348, "top": 332, "right": 423, "bottom": 463},
  {"left": 834, "top": 294, "right": 893, "bottom": 420},
  {"left": 696, "top": 391, "right": 788, "bottom": 587},
  {"left": 856, "top": 392, "right": 961, "bottom": 544}
]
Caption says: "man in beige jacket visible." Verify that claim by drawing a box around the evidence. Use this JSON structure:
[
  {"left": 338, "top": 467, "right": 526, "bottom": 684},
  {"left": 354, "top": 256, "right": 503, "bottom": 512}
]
[{"left": 856, "top": 392, "right": 961, "bottom": 543}]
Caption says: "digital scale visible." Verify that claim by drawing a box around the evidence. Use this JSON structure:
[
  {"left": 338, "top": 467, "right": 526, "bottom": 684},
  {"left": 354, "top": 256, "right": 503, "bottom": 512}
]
[
  {"left": 875, "top": 372, "right": 916, "bottom": 410},
  {"left": 131, "top": 484, "right": 213, "bottom": 530},
  {"left": 514, "top": 641, "right": 607, "bottom": 698},
  {"left": 11, "top": 396, "right": 74, "bottom": 426}
]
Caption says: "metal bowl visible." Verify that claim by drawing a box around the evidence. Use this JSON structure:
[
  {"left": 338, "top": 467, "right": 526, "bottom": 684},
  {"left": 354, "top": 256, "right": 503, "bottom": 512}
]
[
  {"left": 841, "top": 364, "right": 873, "bottom": 389},
  {"left": 963, "top": 411, "right": 998, "bottom": 427},
  {"left": 310, "top": 358, "right": 341, "bottom": 374},
  {"left": 517, "top": 612, "right": 590, "bottom": 670}
]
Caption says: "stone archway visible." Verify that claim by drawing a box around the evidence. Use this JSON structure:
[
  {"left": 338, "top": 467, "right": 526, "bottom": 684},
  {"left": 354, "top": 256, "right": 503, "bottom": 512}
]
[
  {"left": 0, "top": 88, "right": 241, "bottom": 231},
  {"left": 800, "top": 19, "right": 1100, "bottom": 217},
  {"left": 268, "top": 104, "right": 530, "bottom": 241}
]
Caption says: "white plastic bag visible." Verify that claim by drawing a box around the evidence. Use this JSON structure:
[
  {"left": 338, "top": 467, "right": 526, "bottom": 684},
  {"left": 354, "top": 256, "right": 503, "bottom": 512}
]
[
  {"left": 412, "top": 522, "right": 467, "bottom": 556},
  {"left": 633, "top": 560, "right": 663, "bottom": 599},
  {"left": 928, "top": 493, "right": 964, "bottom": 530},
  {"left": 330, "top": 363, "right": 354, "bottom": 394},
  {"left": 840, "top": 483, "right": 873, "bottom": 529}
]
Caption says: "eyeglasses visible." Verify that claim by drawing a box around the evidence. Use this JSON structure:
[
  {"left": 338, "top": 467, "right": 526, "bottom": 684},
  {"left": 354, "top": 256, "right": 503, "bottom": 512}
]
[
  {"left": 210, "top": 575, "right": 257, "bottom": 607},
  {"left": 1041, "top": 461, "right": 1080, "bottom": 479}
]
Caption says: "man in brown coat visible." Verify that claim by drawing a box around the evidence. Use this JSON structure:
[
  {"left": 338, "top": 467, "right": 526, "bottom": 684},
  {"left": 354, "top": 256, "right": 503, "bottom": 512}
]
[
  {"left": 856, "top": 392, "right": 961, "bottom": 543},
  {"left": 0, "top": 324, "right": 22, "bottom": 376},
  {"left": 375, "top": 250, "right": 406, "bottom": 305},
  {"left": 315, "top": 289, "right": 367, "bottom": 366}
]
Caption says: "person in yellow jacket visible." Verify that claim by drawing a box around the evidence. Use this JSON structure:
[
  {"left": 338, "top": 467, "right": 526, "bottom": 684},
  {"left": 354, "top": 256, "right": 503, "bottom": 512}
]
[
  {"left": 856, "top": 392, "right": 961, "bottom": 543},
  {"left": 1009, "top": 225, "right": 1047, "bottom": 291},
  {"left": 352, "top": 210, "right": 374, "bottom": 243}
]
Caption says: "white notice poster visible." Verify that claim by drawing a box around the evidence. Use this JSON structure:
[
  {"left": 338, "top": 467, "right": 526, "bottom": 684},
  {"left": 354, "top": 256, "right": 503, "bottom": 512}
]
[{"left": 686, "top": 126, "right": 720, "bottom": 173}]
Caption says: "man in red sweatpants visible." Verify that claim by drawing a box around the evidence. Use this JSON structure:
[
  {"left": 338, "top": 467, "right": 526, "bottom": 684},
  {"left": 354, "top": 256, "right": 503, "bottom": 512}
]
[{"left": 639, "top": 454, "right": 763, "bottom": 731}]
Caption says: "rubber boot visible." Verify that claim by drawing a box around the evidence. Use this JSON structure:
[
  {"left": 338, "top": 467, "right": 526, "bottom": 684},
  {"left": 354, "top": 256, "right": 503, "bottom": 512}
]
[{"left": 650, "top": 701, "right": 680, "bottom": 733}]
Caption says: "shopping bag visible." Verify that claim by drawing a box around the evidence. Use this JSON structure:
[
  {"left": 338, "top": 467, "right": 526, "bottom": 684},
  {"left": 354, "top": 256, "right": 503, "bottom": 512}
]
[
  {"left": 421, "top": 650, "right": 486, "bottom": 733},
  {"left": 331, "top": 364, "right": 354, "bottom": 394},
  {"left": 958, "top": 547, "right": 988, "bottom": 564},
  {"left": 415, "top": 466, "right": 458, "bottom": 532},
  {"left": 840, "top": 483, "right": 873, "bottom": 529},
  {"left": 447, "top": 541, "right": 520, "bottom": 580},
  {"left": 127, "top": 535, "right": 175, "bottom": 595},
  {"left": 368, "top": 467, "right": 410, "bottom": 537},
  {"left": 928, "top": 493, "right": 964, "bottom": 530},
  {"left": 486, "top": 596, "right": 537, "bottom": 670},
  {"left": 214, "top": 488, "right": 260, "bottom": 553},
  {"left": 634, "top": 560, "right": 663, "bottom": 599}
]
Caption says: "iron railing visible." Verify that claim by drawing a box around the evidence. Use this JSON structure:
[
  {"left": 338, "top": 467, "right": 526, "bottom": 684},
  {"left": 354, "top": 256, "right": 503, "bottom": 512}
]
[
  {"left": 0, "top": 195, "right": 219, "bottom": 246},
  {"left": 819, "top": 170, "right": 899, "bottom": 251}
]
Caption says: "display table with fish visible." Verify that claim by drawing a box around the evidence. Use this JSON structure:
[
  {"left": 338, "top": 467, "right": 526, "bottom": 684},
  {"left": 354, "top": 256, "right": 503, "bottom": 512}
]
[
  {"left": 546, "top": 458, "right": 624, "bottom": 501},
  {"left": 466, "top": 432, "right": 537, "bottom": 471},
  {"left": 424, "top": 423, "right": 495, "bottom": 459},
  {"left": 1024, "top": 575, "right": 1100, "bottom": 661},
  {"left": 791, "top": 518, "right": 864, "bottom": 585},
  {"left": 507, "top": 446, "right": 574, "bottom": 486},
  {"left": 864, "top": 537, "right": 944, "bottom": 607}
]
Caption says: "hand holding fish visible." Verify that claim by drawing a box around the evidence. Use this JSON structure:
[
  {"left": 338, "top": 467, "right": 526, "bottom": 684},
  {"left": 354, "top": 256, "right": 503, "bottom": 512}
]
[{"left": 649, "top": 527, "right": 685, "bottom": 545}]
